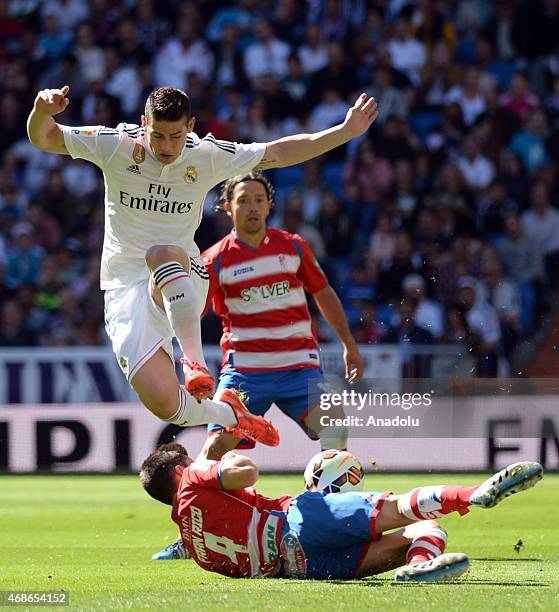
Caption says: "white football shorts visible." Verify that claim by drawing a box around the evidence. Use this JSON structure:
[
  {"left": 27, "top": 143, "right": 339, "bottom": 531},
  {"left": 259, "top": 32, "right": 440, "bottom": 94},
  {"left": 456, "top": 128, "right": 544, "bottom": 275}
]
[{"left": 104, "top": 257, "right": 209, "bottom": 382}]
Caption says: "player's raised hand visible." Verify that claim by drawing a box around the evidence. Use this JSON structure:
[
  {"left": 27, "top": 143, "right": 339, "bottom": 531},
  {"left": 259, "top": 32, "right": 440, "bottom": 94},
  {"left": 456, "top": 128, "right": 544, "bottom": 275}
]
[
  {"left": 34, "top": 85, "right": 70, "bottom": 116},
  {"left": 344, "top": 343, "right": 365, "bottom": 384},
  {"left": 343, "top": 93, "right": 379, "bottom": 138}
]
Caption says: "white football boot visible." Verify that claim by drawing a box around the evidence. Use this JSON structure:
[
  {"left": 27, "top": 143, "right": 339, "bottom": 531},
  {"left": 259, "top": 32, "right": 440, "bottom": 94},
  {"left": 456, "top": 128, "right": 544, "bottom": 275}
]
[
  {"left": 395, "top": 552, "right": 470, "bottom": 583},
  {"left": 469, "top": 461, "right": 543, "bottom": 509}
]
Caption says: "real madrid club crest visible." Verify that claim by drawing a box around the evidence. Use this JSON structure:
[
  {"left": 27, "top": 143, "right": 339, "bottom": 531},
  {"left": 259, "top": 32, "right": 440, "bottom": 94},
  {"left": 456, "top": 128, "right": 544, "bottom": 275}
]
[
  {"left": 119, "top": 357, "right": 128, "bottom": 374},
  {"left": 132, "top": 143, "right": 145, "bottom": 164},
  {"left": 184, "top": 166, "right": 198, "bottom": 183}
]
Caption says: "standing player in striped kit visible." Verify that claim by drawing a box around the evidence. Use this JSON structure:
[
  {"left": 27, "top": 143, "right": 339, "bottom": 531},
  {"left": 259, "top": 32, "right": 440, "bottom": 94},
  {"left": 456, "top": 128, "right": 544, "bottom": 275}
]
[
  {"left": 27, "top": 85, "right": 378, "bottom": 444},
  {"left": 202, "top": 172, "right": 364, "bottom": 457}
]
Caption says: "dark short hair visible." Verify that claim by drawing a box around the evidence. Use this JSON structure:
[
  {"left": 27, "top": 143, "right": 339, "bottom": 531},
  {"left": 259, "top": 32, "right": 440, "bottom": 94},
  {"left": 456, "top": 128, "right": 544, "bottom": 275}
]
[
  {"left": 145, "top": 87, "right": 191, "bottom": 123},
  {"left": 216, "top": 171, "right": 275, "bottom": 212},
  {"left": 139, "top": 442, "right": 189, "bottom": 505}
]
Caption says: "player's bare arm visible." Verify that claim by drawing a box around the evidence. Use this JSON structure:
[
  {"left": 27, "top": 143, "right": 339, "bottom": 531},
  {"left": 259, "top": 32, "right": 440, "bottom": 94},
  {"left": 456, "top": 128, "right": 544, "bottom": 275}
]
[
  {"left": 219, "top": 452, "right": 259, "bottom": 490},
  {"left": 27, "top": 85, "right": 71, "bottom": 155},
  {"left": 312, "top": 285, "right": 364, "bottom": 384},
  {"left": 255, "top": 93, "right": 378, "bottom": 170}
]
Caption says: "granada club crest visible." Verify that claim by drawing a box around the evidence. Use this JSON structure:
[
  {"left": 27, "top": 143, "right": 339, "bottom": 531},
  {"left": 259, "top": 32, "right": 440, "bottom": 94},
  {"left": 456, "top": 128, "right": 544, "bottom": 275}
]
[
  {"left": 184, "top": 166, "right": 198, "bottom": 183},
  {"left": 278, "top": 254, "right": 288, "bottom": 272},
  {"left": 132, "top": 143, "right": 145, "bottom": 164}
]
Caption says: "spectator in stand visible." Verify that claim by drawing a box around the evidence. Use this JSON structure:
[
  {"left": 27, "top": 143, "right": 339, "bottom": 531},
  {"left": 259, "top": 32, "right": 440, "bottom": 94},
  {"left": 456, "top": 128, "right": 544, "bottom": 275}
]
[
  {"left": 211, "top": 24, "right": 249, "bottom": 91},
  {"left": 392, "top": 158, "right": 419, "bottom": 225},
  {"left": 478, "top": 259, "right": 522, "bottom": 354},
  {"left": 383, "top": 297, "right": 433, "bottom": 377},
  {"left": 298, "top": 24, "right": 329, "bottom": 74},
  {"left": 457, "top": 276, "right": 500, "bottom": 377},
  {"left": 378, "top": 116, "right": 417, "bottom": 163},
  {"left": 482, "top": 0, "right": 516, "bottom": 62},
  {"left": 521, "top": 181, "right": 559, "bottom": 285},
  {"left": 434, "top": 236, "right": 482, "bottom": 307},
  {"left": 134, "top": 0, "right": 169, "bottom": 55},
  {"left": 103, "top": 46, "right": 141, "bottom": 119},
  {"left": 40, "top": 0, "right": 90, "bottom": 34},
  {"left": 244, "top": 19, "right": 290, "bottom": 86},
  {"left": 270, "top": 0, "right": 306, "bottom": 46},
  {"left": 309, "top": 88, "right": 348, "bottom": 132},
  {"left": 501, "top": 152, "right": 531, "bottom": 204},
  {"left": 475, "top": 84, "right": 521, "bottom": 166},
  {"left": 377, "top": 231, "right": 423, "bottom": 303},
  {"left": 154, "top": 14, "right": 214, "bottom": 89},
  {"left": 509, "top": 108, "right": 551, "bottom": 173},
  {"left": 367, "top": 212, "right": 397, "bottom": 276},
  {"left": 499, "top": 73, "right": 539, "bottom": 122},
  {"left": 73, "top": 21, "right": 105, "bottom": 85},
  {"left": 26, "top": 201, "right": 62, "bottom": 253},
  {"left": 387, "top": 15, "right": 427, "bottom": 87},
  {"left": 4, "top": 223, "right": 45, "bottom": 290},
  {"left": 444, "top": 67, "right": 486, "bottom": 127},
  {"left": 36, "top": 10, "right": 72, "bottom": 62},
  {"left": 433, "top": 164, "right": 474, "bottom": 234},
  {"left": 476, "top": 178, "right": 519, "bottom": 240},
  {"left": 298, "top": 161, "right": 322, "bottom": 223},
  {"left": 282, "top": 53, "right": 311, "bottom": 117},
  {"left": 414, "top": 208, "right": 451, "bottom": 269},
  {"left": 280, "top": 194, "right": 326, "bottom": 261},
  {"left": 343, "top": 139, "right": 393, "bottom": 205},
  {"left": 310, "top": 41, "right": 358, "bottom": 102},
  {"left": 497, "top": 213, "right": 544, "bottom": 286},
  {"left": 497, "top": 212, "right": 544, "bottom": 333},
  {"left": 418, "top": 39, "right": 458, "bottom": 107},
  {"left": 316, "top": 192, "right": 354, "bottom": 280},
  {"left": 401, "top": 273, "right": 444, "bottom": 339},
  {"left": 366, "top": 66, "right": 408, "bottom": 125},
  {"left": 456, "top": 137, "right": 495, "bottom": 192},
  {"left": 412, "top": 0, "right": 457, "bottom": 53},
  {"left": 245, "top": 96, "right": 281, "bottom": 142},
  {"left": 0, "top": 299, "right": 35, "bottom": 347}
]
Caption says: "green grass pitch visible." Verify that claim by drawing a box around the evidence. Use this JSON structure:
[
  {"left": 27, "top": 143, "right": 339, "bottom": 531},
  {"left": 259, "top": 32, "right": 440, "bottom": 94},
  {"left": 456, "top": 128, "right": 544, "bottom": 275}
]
[{"left": 0, "top": 471, "right": 557, "bottom": 611}]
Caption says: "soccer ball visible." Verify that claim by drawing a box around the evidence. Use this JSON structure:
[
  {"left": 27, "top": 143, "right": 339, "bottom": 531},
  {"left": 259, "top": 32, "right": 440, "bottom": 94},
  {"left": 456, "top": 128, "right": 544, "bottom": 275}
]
[{"left": 304, "top": 449, "right": 365, "bottom": 494}]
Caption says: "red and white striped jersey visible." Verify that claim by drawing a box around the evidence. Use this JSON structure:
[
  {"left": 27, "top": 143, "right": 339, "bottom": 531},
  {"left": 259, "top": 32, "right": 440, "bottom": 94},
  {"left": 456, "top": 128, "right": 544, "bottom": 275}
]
[
  {"left": 202, "top": 229, "right": 328, "bottom": 372},
  {"left": 172, "top": 458, "right": 292, "bottom": 578}
]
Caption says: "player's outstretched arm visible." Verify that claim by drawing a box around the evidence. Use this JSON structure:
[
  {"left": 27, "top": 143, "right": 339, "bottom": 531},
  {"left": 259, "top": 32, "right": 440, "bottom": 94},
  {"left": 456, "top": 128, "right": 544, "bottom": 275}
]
[
  {"left": 255, "top": 93, "right": 378, "bottom": 170},
  {"left": 312, "top": 285, "right": 364, "bottom": 383},
  {"left": 219, "top": 452, "right": 259, "bottom": 490},
  {"left": 27, "top": 85, "right": 70, "bottom": 155}
]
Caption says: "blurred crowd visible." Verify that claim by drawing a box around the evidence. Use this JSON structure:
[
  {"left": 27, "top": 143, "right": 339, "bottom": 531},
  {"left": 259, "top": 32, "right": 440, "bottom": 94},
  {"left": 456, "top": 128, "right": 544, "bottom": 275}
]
[{"left": 1, "top": 0, "right": 559, "bottom": 377}]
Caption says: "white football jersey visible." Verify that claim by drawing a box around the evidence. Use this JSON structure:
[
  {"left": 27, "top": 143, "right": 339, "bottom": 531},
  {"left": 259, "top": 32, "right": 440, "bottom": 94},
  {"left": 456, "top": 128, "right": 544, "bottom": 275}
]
[{"left": 62, "top": 124, "right": 265, "bottom": 289}]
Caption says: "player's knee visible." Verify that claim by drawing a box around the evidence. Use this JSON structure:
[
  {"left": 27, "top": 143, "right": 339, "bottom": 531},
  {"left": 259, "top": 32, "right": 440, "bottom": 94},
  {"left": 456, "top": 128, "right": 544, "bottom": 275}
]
[
  {"left": 136, "top": 384, "right": 178, "bottom": 420},
  {"left": 145, "top": 244, "right": 188, "bottom": 270}
]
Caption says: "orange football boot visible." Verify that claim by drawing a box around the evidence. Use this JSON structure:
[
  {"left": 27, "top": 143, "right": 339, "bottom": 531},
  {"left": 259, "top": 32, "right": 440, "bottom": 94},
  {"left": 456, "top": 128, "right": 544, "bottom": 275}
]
[
  {"left": 218, "top": 388, "right": 280, "bottom": 447},
  {"left": 181, "top": 357, "right": 216, "bottom": 401}
]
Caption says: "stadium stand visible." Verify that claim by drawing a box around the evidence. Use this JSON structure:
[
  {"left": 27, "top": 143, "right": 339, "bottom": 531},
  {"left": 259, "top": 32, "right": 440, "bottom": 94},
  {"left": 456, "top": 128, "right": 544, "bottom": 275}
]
[{"left": 1, "top": 0, "right": 558, "bottom": 378}]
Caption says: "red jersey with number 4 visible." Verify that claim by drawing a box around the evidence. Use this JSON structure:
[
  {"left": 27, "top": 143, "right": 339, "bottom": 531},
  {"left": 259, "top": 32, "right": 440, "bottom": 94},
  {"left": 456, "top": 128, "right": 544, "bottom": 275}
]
[
  {"left": 172, "top": 459, "right": 292, "bottom": 578},
  {"left": 202, "top": 229, "right": 328, "bottom": 372}
]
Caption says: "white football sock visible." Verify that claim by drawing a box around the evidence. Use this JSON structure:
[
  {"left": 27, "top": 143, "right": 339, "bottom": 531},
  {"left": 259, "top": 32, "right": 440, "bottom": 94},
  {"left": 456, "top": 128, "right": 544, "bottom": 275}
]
[
  {"left": 153, "top": 261, "right": 206, "bottom": 365},
  {"left": 319, "top": 424, "right": 348, "bottom": 451},
  {"left": 166, "top": 386, "right": 237, "bottom": 427}
]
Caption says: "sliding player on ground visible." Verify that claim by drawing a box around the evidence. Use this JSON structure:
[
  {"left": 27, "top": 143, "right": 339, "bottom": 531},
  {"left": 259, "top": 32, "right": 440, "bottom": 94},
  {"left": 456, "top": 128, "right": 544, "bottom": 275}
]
[{"left": 141, "top": 442, "right": 543, "bottom": 582}]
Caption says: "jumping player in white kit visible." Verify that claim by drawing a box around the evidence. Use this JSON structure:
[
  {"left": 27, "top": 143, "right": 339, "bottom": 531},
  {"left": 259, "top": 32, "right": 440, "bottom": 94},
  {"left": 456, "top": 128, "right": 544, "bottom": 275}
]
[{"left": 26, "top": 85, "right": 378, "bottom": 443}]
